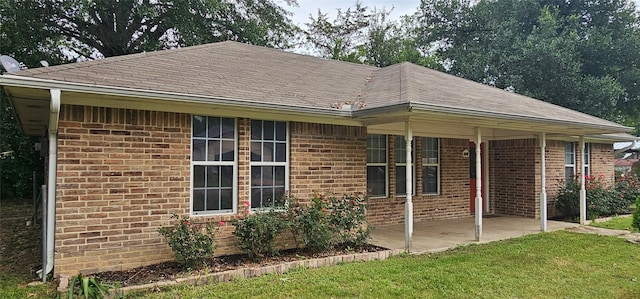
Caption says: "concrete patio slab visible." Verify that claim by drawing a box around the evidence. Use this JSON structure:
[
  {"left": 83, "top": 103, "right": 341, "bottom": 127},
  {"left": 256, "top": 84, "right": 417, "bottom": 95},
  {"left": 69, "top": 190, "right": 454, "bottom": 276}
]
[{"left": 370, "top": 215, "right": 579, "bottom": 254}]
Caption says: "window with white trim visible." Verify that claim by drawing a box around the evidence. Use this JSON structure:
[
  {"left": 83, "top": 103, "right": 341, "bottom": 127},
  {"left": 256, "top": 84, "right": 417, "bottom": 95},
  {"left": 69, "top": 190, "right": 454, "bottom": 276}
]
[
  {"left": 565, "top": 142, "right": 575, "bottom": 182},
  {"left": 395, "top": 135, "right": 415, "bottom": 195},
  {"left": 191, "top": 116, "right": 236, "bottom": 215},
  {"left": 250, "top": 120, "right": 288, "bottom": 209},
  {"left": 583, "top": 143, "right": 590, "bottom": 177},
  {"left": 367, "top": 134, "right": 387, "bottom": 197},
  {"left": 422, "top": 137, "right": 440, "bottom": 194}
]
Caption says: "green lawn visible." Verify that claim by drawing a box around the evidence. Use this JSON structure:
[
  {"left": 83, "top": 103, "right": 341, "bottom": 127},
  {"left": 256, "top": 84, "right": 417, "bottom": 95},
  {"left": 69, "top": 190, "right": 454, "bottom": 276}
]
[
  {"left": 590, "top": 215, "right": 637, "bottom": 231},
  {"left": 128, "top": 231, "right": 640, "bottom": 299}
]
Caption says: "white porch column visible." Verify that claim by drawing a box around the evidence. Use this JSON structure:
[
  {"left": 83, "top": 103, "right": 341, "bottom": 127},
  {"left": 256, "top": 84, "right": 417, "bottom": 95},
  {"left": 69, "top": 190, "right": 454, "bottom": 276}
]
[
  {"left": 540, "top": 133, "right": 548, "bottom": 232},
  {"left": 474, "top": 128, "right": 482, "bottom": 242},
  {"left": 579, "top": 136, "right": 587, "bottom": 225},
  {"left": 404, "top": 121, "right": 413, "bottom": 252}
]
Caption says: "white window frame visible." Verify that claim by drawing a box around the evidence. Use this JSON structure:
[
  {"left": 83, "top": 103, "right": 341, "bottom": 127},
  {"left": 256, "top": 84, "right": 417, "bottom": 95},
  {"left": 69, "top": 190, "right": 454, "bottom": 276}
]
[
  {"left": 422, "top": 137, "right": 440, "bottom": 195},
  {"left": 190, "top": 116, "right": 238, "bottom": 216},
  {"left": 565, "top": 142, "right": 576, "bottom": 182},
  {"left": 249, "top": 120, "right": 289, "bottom": 211},
  {"left": 367, "top": 134, "right": 388, "bottom": 198},
  {"left": 583, "top": 143, "right": 590, "bottom": 177},
  {"left": 395, "top": 135, "right": 415, "bottom": 196}
]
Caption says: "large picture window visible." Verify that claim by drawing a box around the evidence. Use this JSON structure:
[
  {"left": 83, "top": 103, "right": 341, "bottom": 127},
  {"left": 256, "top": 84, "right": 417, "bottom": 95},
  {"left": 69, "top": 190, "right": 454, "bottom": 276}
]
[
  {"left": 367, "top": 134, "right": 387, "bottom": 197},
  {"left": 395, "top": 135, "right": 414, "bottom": 196},
  {"left": 250, "top": 120, "right": 288, "bottom": 209},
  {"left": 422, "top": 137, "right": 440, "bottom": 194},
  {"left": 191, "top": 116, "right": 236, "bottom": 215},
  {"left": 565, "top": 142, "right": 575, "bottom": 182}
]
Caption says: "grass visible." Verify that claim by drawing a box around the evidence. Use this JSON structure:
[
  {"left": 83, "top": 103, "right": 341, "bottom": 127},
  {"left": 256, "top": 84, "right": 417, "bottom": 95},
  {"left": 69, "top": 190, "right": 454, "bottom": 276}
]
[
  {"left": 0, "top": 199, "right": 56, "bottom": 298},
  {"left": 590, "top": 215, "right": 637, "bottom": 231},
  {"left": 128, "top": 231, "right": 640, "bottom": 299}
]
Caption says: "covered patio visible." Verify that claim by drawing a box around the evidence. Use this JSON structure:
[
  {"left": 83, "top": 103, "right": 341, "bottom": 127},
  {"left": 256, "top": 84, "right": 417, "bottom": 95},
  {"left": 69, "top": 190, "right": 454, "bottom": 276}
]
[{"left": 369, "top": 216, "right": 579, "bottom": 254}]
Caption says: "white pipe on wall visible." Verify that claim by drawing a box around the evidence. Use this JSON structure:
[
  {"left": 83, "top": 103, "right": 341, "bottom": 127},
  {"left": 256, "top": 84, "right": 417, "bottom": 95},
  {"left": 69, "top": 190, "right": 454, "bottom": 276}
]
[{"left": 39, "top": 89, "right": 60, "bottom": 281}]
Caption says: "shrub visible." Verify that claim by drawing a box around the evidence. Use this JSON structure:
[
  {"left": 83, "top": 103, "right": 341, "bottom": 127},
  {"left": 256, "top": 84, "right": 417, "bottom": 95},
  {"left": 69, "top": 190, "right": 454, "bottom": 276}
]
[
  {"left": 232, "top": 209, "right": 288, "bottom": 259},
  {"left": 288, "top": 193, "right": 372, "bottom": 253},
  {"left": 158, "top": 214, "right": 218, "bottom": 268},
  {"left": 633, "top": 196, "right": 640, "bottom": 231},
  {"left": 328, "top": 193, "right": 371, "bottom": 249},
  {"left": 287, "top": 196, "right": 334, "bottom": 253},
  {"left": 554, "top": 175, "right": 637, "bottom": 219}
]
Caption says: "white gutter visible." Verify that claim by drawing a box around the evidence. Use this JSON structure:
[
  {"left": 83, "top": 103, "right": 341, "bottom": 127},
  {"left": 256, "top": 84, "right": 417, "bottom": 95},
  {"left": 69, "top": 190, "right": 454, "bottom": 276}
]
[
  {"left": 38, "top": 89, "right": 60, "bottom": 281},
  {"left": 0, "top": 75, "right": 352, "bottom": 118}
]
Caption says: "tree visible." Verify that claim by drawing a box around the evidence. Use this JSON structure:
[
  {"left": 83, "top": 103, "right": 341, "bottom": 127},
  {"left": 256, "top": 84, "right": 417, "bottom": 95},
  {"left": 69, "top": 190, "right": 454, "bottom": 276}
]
[
  {"left": 416, "top": 0, "right": 640, "bottom": 127},
  {"left": 303, "top": 1, "right": 438, "bottom": 68},
  {"left": 9, "top": 0, "right": 298, "bottom": 60}
]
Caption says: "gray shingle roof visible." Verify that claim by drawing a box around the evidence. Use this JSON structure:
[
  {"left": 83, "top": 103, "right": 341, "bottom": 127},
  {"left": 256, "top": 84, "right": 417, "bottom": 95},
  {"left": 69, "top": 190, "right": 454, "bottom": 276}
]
[{"left": 8, "top": 41, "right": 628, "bottom": 130}]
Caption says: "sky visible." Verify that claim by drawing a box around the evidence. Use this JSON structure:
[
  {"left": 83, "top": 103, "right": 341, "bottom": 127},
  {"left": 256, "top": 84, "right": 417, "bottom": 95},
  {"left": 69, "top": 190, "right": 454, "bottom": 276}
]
[{"left": 289, "top": 0, "right": 421, "bottom": 26}]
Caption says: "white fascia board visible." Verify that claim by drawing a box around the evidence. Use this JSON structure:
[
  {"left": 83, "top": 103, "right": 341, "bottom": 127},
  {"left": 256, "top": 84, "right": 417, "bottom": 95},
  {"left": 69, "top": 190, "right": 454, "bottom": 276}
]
[{"left": 0, "top": 75, "right": 356, "bottom": 123}]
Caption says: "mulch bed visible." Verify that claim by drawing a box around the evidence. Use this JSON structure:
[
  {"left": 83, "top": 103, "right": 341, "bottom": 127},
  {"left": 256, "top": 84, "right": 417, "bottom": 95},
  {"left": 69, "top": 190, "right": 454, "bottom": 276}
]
[{"left": 93, "top": 245, "right": 386, "bottom": 287}]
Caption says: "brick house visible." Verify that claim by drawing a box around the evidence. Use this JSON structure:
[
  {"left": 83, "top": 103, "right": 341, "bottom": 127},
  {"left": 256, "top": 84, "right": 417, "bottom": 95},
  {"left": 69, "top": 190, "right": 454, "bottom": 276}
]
[{"left": 0, "top": 41, "right": 634, "bottom": 278}]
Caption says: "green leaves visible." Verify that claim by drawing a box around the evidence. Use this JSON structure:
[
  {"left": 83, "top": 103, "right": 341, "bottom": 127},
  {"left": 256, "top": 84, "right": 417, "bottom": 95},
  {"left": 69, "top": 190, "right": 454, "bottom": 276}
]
[
  {"left": 67, "top": 273, "right": 113, "bottom": 299},
  {"left": 157, "top": 214, "right": 218, "bottom": 268},
  {"left": 416, "top": 0, "right": 640, "bottom": 127}
]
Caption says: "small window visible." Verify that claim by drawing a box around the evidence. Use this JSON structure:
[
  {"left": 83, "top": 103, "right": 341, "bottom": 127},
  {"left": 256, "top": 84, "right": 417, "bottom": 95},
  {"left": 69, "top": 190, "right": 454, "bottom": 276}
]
[
  {"left": 583, "top": 143, "right": 590, "bottom": 177},
  {"left": 367, "top": 134, "right": 387, "bottom": 197},
  {"left": 395, "top": 135, "right": 415, "bottom": 195},
  {"left": 191, "top": 116, "right": 236, "bottom": 215},
  {"left": 250, "top": 120, "right": 288, "bottom": 209},
  {"left": 422, "top": 137, "right": 440, "bottom": 194},
  {"left": 565, "top": 142, "right": 575, "bottom": 182}
]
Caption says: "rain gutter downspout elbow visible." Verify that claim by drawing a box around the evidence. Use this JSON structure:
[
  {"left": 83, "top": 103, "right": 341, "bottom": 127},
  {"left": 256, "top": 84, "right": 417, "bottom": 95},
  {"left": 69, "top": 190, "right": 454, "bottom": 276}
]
[{"left": 40, "top": 89, "right": 60, "bottom": 281}]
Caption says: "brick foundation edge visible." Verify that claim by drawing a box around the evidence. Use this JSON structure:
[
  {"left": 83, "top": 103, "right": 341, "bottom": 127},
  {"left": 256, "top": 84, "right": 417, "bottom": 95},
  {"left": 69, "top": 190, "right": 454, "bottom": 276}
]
[{"left": 57, "top": 249, "right": 399, "bottom": 297}]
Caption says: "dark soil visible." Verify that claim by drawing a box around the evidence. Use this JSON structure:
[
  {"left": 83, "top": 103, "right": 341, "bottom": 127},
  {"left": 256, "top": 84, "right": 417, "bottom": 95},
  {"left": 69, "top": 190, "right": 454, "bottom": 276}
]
[{"left": 94, "top": 245, "right": 386, "bottom": 287}]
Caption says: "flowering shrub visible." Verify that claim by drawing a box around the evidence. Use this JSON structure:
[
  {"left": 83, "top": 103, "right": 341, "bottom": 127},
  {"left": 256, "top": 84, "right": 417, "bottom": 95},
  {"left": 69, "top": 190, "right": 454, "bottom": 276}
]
[
  {"left": 554, "top": 174, "right": 639, "bottom": 219},
  {"left": 158, "top": 214, "right": 218, "bottom": 268},
  {"left": 231, "top": 209, "right": 288, "bottom": 260},
  {"left": 328, "top": 194, "right": 371, "bottom": 249},
  {"left": 288, "top": 193, "right": 371, "bottom": 253},
  {"left": 287, "top": 196, "right": 334, "bottom": 253}
]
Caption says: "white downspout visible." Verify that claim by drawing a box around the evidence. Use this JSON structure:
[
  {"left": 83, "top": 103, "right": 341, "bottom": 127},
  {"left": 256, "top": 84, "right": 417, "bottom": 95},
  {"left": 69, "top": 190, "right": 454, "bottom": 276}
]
[
  {"left": 404, "top": 121, "right": 413, "bottom": 252},
  {"left": 39, "top": 89, "right": 60, "bottom": 281},
  {"left": 540, "top": 133, "right": 548, "bottom": 232},
  {"left": 579, "top": 136, "right": 586, "bottom": 225},
  {"left": 474, "top": 128, "right": 482, "bottom": 242}
]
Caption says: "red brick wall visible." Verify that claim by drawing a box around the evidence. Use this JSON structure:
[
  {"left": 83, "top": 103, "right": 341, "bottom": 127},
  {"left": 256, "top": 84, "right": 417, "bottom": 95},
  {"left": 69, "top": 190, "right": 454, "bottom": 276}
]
[{"left": 366, "top": 137, "right": 470, "bottom": 225}]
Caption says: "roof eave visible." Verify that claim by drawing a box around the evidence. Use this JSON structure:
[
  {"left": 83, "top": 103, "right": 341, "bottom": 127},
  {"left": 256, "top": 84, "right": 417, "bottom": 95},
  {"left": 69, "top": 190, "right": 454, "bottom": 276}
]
[{"left": 0, "top": 74, "right": 356, "bottom": 124}]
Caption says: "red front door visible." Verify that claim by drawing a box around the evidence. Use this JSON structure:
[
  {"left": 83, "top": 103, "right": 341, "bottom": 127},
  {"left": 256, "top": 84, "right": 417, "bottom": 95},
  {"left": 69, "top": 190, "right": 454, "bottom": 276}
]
[{"left": 470, "top": 142, "right": 485, "bottom": 213}]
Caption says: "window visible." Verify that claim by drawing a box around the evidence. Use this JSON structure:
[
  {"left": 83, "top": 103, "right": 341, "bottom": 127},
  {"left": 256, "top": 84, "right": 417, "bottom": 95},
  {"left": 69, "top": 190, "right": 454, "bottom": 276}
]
[
  {"left": 583, "top": 143, "right": 590, "bottom": 177},
  {"left": 250, "top": 120, "right": 288, "bottom": 209},
  {"left": 395, "top": 135, "right": 414, "bottom": 195},
  {"left": 422, "top": 137, "right": 440, "bottom": 194},
  {"left": 367, "top": 134, "right": 387, "bottom": 197},
  {"left": 565, "top": 142, "right": 575, "bottom": 182},
  {"left": 191, "top": 116, "right": 236, "bottom": 215}
]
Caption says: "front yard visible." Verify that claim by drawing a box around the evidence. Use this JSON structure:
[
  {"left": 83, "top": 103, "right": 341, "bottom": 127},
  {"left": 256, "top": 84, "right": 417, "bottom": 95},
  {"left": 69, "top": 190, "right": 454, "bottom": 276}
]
[{"left": 128, "top": 230, "right": 640, "bottom": 299}]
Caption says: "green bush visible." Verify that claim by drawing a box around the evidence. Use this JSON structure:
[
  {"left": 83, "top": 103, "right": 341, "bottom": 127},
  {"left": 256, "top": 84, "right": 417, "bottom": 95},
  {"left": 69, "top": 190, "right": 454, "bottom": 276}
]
[
  {"left": 633, "top": 196, "right": 640, "bottom": 231},
  {"left": 288, "top": 193, "right": 372, "bottom": 253},
  {"left": 328, "top": 194, "right": 371, "bottom": 249},
  {"left": 288, "top": 196, "right": 334, "bottom": 253},
  {"left": 232, "top": 209, "right": 288, "bottom": 259},
  {"left": 158, "top": 214, "right": 218, "bottom": 268},
  {"left": 554, "top": 175, "right": 638, "bottom": 219},
  {"left": 67, "top": 273, "right": 113, "bottom": 299}
]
